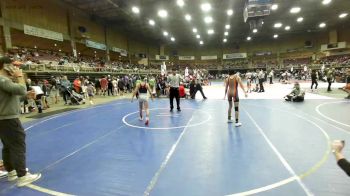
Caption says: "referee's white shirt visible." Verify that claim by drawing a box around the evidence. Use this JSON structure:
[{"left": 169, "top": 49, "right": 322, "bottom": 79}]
[{"left": 167, "top": 74, "right": 181, "bottom": 88}]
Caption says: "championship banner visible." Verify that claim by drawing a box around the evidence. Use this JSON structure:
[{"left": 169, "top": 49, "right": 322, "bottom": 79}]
[
  {"left": 111, "top": 47, "right": 128, "bottom": 56},
  {"left": 156, "top": 55, "right": 169, "bottom": 61},
  {"left": 223, "top": 53, "right": 247, "bottom": 59},
  {"left": 179, "top": 56, "right": 195, "bottom": 60},
  {"left": 85, "top": 40, "right": 106, "bottom": 50},
  {"left": 24, "top": 25, "right": 63, "bottom": 41},
  {"left": 201, "top": 55, "right": 217, "bottom": 60}
]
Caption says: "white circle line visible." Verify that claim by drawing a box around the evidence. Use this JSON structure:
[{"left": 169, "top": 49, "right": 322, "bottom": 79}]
[
  {"left": 315, "top": 101, "right": 350, "bottom": 128},
  {"left": 122, "top": 108, "right": 212, "bottom": 130}
]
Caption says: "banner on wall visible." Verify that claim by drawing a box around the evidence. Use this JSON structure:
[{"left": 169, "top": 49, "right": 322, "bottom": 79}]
[
  {"left": 85, "top": 40, "right": 106, "bottom": 50},
  {"left": 223, "top": 53, "right": 247, "bottom": 59},
  {"left": 111, "top": 47, "right": 128, "bottom": 56},
  {"left": 156, "top": 55, "right": 169, "bottom": 61},
  {"left": 23, "top": 25, "right": 63, "bottom": 41},
  {"left": 201, "top": 55, "right": 217, "bottom": 60},
  {"left": 179, "top": 56, "right": 195, "bottom": 60}
]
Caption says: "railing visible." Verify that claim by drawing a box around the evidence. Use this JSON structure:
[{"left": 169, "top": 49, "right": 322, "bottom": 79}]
[{"left": 22, "top": 63, "right": 162, "bottom": 75}]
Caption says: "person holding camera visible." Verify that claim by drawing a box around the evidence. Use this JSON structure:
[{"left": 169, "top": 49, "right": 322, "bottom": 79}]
[
  {"left": 0, "top": 56, "right": 41, "bottom": 187},
  {"left": 332, "top": 140, "right": 350, "bottom": 176}
]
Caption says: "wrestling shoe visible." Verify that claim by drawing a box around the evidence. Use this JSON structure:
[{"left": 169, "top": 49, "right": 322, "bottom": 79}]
[{"left": 235, "top": 122, "right": 242, "bottom": 127}]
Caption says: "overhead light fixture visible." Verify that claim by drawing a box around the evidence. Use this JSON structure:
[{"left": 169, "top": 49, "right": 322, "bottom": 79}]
[
  {"left": 201, "top": 3, "right": 211, "bottom": 12},
  {"left": 223, "top": 38, "right": 227, "bottom": 43},
  {"left": 274, "top": 23, "right": 283, "bottom": 28},
  {"left": 185, "top": 14, "right": 191, "bottom": 21},
  {"left": 204, "top": 16, "right": 213, "bottom": 24},
  {"left": 149, "top": 19, "right": 155, "bottom": 26},
  {"left": 196, "top": 35, "right": 200, "bottom": 39},
  {"left": 171, "top": 37, "right": 176, "bottom": 41},
  {"left": 177, "top": 0, "right": 185, "bottom": 7},
  {"left": 227, "top": 9, "right": 233, "bottom": 16},
  {"left": 225, "top": 24, "right": 230, "bottom": 29},
  {"left": 158, "top": 9, "right": 168, "bottom": 18},
  {"left": 290, "top": 7, "right": 301, "bottom": 14},
  {"left": 247, "top": 36, "right": 251, "bottom": 41},
  {"left": 273, "top": 34, "right": 279, "bottom": 38},
  {"left": 224, "top": 31, "right": 228, "bottom": 36},
  {"left": 199, "top": 40, "right": 204, "bottom": 45},
  {"left": 132, "top": 6, "right": 140, "bottom": 14},
  {"left": 253, "top": 29, "right": 258, "bottom": 33},
  {"left": 192, "top": 28, "right": 197, "bottom": 33},
  {"left": 322, "top": 0, "right": 332, "bottom": 5},
  {"left": 319, "top": 22, "right": 326, "bottom": 28},
  {"left": 271, "top": 4, "right": 278, "bottom": 10},
  {"left": 163, "top": 31, "right": 168, "bottom": 36},
  {"left": 207, "top": 29, "right": 214, "bottom": 34},
  {"left": 339, "top": 13, "right": 348, "bottom": 18},
  {"left": 297, "top": 17, "right": 304, "bottom": 22},
  {"left": 285, "top": 26, "right": 291, "bottom": 30}
]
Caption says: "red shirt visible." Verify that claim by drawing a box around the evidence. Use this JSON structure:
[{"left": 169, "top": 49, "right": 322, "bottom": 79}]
[
  {"left": 179, "top": 85, "right": 185, "bottom": 97},
  {"left": 100, "top": 78, "right": 108, "bottom": 88}
]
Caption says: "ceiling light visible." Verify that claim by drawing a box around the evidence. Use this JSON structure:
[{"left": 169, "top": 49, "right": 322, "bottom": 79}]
[
  {"left": 290, "top": 7, "right": 301, "bottom": 14},
  {"left": 192, "top": 28, "right": 197, "bottom": 33},
  {"left": 201, "top": 3, "right": 211, "bottom": 12},
  {"left": 207, "top": 29, "right": 214, "bottom": 34},
  {"left": 247, "top": 36, "right": 251, "bottom": 41},
  {"left": 285, "top": 26, "right": 291, "bottom": 30},
  {"left": 224, "top": 32, "right": 228, "bottom": 36},
  {"left": 149, "top": 19, "right": 155, "bottom": 26},
  {"left": 274, "top": 23, "right": 282, "bottom": 28},
  {"left": 177, "top": 0, "right": 185, "bottom": 7},
  {"left": 297, "top": 17, "right": 303, "bottom": 22},
  {"left": 227, "top": 9, "right": 233, "bottom": 16},
  {"left": 225, "top": 24, "right": 230, "bottom": 29},
  {"left": 271, "top": 4, "right": 278, "bottom": 10},
  {"left": 185, "top": 14, "right": 191, "bottom": 21},
  {"left": 132, "top": 6, "right": 140, "bottom": 14},
  {"left": 171, "top": 37, "right": 176, "bottom": 41},
  {"left": 196, "top": 35, "right": 200, "bottom": 39},
  {"left": 339, "top": 13, "right": 348, "bottom": 18},
  {"left": 163, "top": 31, "right": 168, "bottom": 36},
  {"left": 223, "top": 39, "right": 227, "bottom": 43},
  {"left": 253, "top": 29, "right": 258, "bottom": 33},
  {"left": 273, "top": 34, "right": 279, "bottom": 38},
  {"left": 158, "top": 10, "right": 168, "bottom": 18},
  {"left": 319, "top": 22, "right": 326, "bottom": 28},
  {"left": 204, "top": 16, "right": 213, "bottom": 24},
  {"left": 322, "top": 0, "right": 332, "bottom": 5},
  {"left": 200, "top": 40, "right": 204, "bottom": 45}
]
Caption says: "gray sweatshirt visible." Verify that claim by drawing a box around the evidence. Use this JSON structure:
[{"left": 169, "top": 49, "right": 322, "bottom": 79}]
[{"left": 0, "top": 75, "right": 26, "bottom": 120}]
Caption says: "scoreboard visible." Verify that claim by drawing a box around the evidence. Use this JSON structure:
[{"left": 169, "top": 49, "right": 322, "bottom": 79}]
[{"left": 244, "top": 0, "right": 273, "bottom": 22}]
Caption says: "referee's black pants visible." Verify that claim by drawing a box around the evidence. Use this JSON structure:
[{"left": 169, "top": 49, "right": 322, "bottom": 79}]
[{"left": 169, "top": 87, "right": 180, "bottom": 110}]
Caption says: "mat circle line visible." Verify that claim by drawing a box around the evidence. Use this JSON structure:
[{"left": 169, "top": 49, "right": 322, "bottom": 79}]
[{"left": 122, "top": 108, "right": 212, "bottom": 130}]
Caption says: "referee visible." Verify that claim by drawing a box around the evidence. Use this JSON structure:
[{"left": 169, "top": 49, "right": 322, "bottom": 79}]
[{"left": 167, "top": 69, "right": 181, "bottom": 112}]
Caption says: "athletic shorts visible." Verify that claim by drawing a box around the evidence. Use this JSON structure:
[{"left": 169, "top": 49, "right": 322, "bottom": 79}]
[
  {"left": 138, "top": 93, "right": 149, "bottom": 103},
  {"left": 228, "top": 94, "right": 239, "bottom": 102}
]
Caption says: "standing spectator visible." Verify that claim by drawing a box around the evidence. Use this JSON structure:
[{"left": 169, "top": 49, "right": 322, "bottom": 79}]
[
  {"left": 49, "top": 76, "right": 60, "bottom": 104},
  {"left": 73, "top": 76, "right": 81, "bottom": 93},
  {"left": 326, "top": 68, "right": 335, "bottom": 92},
  {"left": 87, "top": 82, "right": 95, "bottom": 105},
  {"left": 118, "top": 77, "right": 125, "bottom": 96},
  {"left": 258, "top": 69, "right": 265, "bottom": 92},
  {"left": 100, "top": 76, "right": 108, "bottom": 96},
  {"left": 268, "top": 70, "right": 274, "bottom": 84},
  {"left": 60, "top": 76, "right": 71, "bottom": 105},
  {"left": 107, "top": 76, "right": 114, "bottom": 96},
  {"left": 311, "top": 69, "right": 318, "bottom": 92},
  {"left": 0, "top": 57, "right": 41, "bottom": 187},
  {"left": 167, "top": 69, "right": 181, "bottom": 112}
]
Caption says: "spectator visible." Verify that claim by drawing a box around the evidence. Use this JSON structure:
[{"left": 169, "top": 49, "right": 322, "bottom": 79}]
[
  {"left": 332, "top": 140, "right": 350, "bottom": 176},
  {"left": 0, "top": 56, "right": 41, "bottom": 187}
]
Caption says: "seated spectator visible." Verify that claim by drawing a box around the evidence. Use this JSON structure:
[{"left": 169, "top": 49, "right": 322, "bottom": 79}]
[
  {"left": 179, "top": 83, "right": 186, "bottom": 99},
  {"left": 284, "top": 82, "right": 305, "bottom": 102}
]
